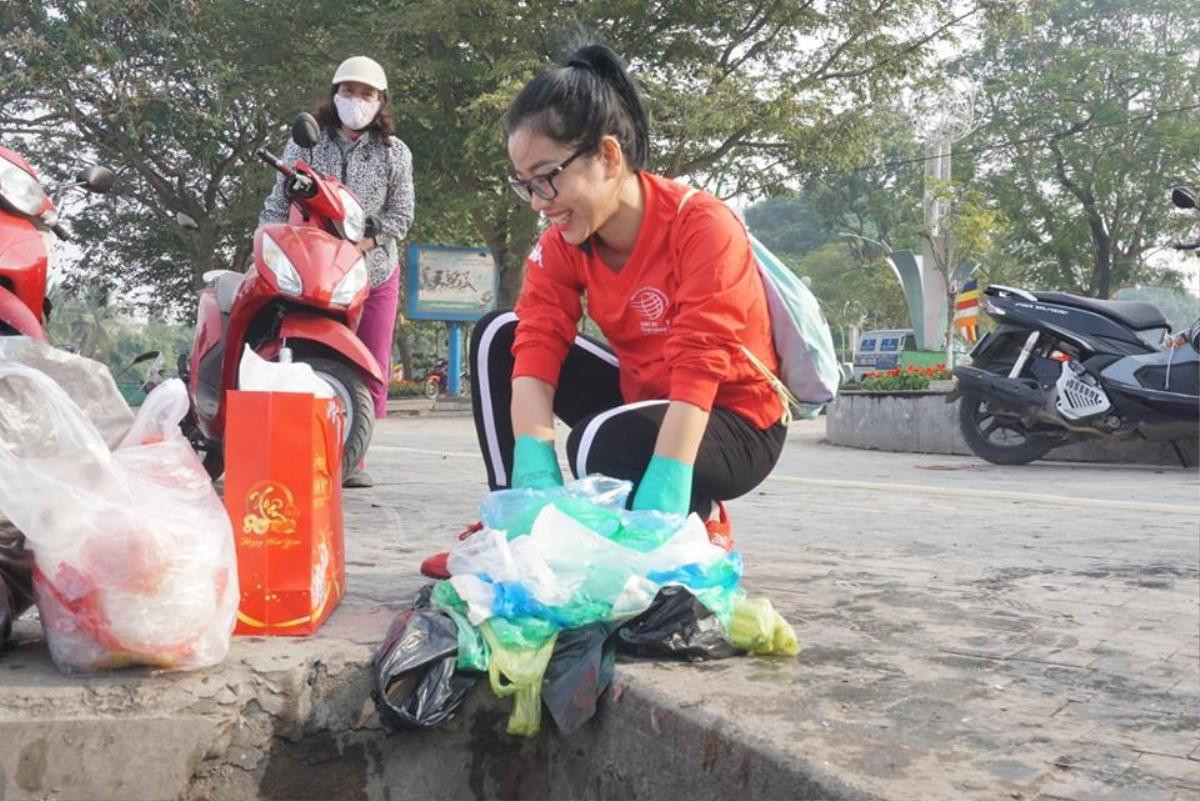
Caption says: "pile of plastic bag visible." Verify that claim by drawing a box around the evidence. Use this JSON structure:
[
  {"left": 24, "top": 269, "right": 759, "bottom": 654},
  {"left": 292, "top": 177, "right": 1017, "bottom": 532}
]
[
  {"left": 373, "top": 477, "right": 797, "bottom": 736},
  {"left": 0, "top": 355, "right": 237, "bottom": 674}
]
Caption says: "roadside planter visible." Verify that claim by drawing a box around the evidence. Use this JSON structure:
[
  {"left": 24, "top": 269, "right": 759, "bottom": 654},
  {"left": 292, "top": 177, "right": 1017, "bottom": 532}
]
[
  {"left": 827, "top": 385, "right": 970, "bottom": 456},
  {"left": 827, "top": 369, "right": 1197, "bottom": 465}
]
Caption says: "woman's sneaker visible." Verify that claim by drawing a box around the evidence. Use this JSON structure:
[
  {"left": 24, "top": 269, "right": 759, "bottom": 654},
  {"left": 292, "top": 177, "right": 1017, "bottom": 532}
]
[
  {"left": 704, "top": 501, "right": 735, "bottom": 551},
  {"left": 419, "top": 521, "right": 483, "bottom": 579}
]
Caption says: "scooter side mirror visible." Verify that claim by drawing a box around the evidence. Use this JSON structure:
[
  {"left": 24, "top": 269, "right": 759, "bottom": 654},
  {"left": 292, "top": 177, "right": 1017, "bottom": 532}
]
[
  {"left": 291, "top": 113, "right": 321, "bottom": 149},
  {"left": 78, "top": 166, "right": 116, "bottom": 194},
  {"left": 131, "top": 350, "right": 161, "bottom": 365},
  {"left": 1171, "top": 186, "right": 1197, "bottom": 210}
]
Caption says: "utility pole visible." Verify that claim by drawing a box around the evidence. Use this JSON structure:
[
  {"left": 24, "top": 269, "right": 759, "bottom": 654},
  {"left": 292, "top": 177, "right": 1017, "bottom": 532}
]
[{"left": 918, "top": 86, "right": 980, "bottom": 366}]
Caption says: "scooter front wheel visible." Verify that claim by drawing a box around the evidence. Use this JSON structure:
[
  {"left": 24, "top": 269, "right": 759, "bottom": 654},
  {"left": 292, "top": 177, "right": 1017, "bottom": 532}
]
[{"left": 300, "top": 357, "right": 376, "bottom": 480}]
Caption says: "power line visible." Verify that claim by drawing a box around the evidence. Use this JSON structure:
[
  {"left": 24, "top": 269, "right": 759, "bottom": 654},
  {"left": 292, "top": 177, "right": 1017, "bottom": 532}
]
[{"left": 848, "top": 102, "right": 1200, "bottom": 174}]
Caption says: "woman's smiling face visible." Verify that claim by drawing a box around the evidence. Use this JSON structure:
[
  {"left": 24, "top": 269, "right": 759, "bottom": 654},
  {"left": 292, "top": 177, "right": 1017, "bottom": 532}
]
[{"left": 507, "top": 127, "right": 621, "bottom": 247}]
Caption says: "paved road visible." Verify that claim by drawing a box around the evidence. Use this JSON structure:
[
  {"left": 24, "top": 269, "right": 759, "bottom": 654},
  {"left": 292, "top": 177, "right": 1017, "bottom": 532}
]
[
  {"left": 361, "top": 414, "right": 1200, "bottom": 801},
  {"left": 1, "top": 413, "right": 1197, "bottom": 801}
]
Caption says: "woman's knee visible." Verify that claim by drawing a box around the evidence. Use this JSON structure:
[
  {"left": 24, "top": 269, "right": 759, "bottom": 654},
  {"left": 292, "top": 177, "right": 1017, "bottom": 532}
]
[{"left": 565, "top": 407, "right": 659, "bottom": 481}]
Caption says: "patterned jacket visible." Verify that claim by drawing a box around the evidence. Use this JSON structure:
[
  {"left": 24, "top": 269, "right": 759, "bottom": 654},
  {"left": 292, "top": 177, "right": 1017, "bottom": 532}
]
[{"left": 259, "top": 129, "right": 414, "bottom": 288}]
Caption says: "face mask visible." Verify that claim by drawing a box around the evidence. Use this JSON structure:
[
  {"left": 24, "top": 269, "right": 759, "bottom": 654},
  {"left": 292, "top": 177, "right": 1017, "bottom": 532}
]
[{"left": 334, "top": 94, "right": 381, "bottom": 131}]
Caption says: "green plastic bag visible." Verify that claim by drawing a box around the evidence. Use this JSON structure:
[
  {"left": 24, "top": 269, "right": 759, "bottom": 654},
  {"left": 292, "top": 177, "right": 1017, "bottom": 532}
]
[
  {"left": 431, "top": 580, "right": 491, "bottom": 671},
  {"left": 728, "top": 597, "right": 799, "bottom": 656},
  {"left": 445, "top": 606, "right": 490, "bottom": 672},
  {"left": 480, "top": 621, "right": 558, "bottom": 736}
]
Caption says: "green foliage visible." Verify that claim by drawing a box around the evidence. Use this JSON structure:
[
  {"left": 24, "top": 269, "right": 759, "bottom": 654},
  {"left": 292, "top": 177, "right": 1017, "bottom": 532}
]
[
  {"left": 965, "top": 0, "right": 1200, "bottom": 297},
  {"left": 743, "top": 195, "right": 833, "bottom": 260},
  {"left": 45, "top": 285, "right": 192, "bottom": 386},
  {"left": 3, "top": 0, "right": 1000, "bottom": 316},
  {"left": 1, "top": 0, "right": 353, "bottom": 315}
]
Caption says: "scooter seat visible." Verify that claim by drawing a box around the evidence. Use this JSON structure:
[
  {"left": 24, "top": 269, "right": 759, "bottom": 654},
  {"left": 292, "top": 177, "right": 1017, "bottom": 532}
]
[
  {"left": 213, "top": 272, "right": 243, "bottom": 316},
  {"left": 1033, "top": 291, "right": 1168, "bottom": 331}
]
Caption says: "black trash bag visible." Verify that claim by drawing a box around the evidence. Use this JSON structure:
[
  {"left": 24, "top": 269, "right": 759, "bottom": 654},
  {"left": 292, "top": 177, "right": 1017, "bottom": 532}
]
[
  {"left": 542, "top": 621, "right": 622, "bottom": 735},
  {"left": 371, "top": 608, "right": 478, "bottom": 730},
  {"left": 616, "top": 586, "right": 741, "bottom": 661},
  {"left": 0, "top": 519, "right": 33, "bottom": 649},
  {"left": 410, "top": 582, "right": 436, "bottom": 610}
]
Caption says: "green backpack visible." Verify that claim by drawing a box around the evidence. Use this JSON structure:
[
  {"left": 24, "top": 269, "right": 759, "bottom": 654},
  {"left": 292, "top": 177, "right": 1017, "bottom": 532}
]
[{"left": 677, "top": 189, "right": 840, "bottom": 421}]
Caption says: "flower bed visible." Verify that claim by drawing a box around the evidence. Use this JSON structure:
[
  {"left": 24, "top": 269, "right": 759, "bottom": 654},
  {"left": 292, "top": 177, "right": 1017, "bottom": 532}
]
[{"left": 846, "top": 365, "right": 952, "bottom": 392}]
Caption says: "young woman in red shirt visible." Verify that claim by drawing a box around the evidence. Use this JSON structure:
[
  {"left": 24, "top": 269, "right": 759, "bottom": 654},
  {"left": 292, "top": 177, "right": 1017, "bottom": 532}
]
[{"left": 422, "top": 43, "right": 787, "bottom": 576}]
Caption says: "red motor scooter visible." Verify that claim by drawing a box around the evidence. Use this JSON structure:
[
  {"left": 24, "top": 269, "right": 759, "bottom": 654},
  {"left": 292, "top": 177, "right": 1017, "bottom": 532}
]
[
  {"left": 0, "top": 148, "right": 114, "bottom": 339},
  {"left": 181, "top": 114, "right": 381, "bottom": 479}
]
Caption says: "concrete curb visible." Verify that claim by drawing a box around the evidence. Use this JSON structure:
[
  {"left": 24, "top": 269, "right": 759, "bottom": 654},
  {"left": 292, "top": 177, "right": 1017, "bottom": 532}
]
[
  {"left": 385, "top": 398, "right": 472, "bottom": 418},
  {"left": 0, "top": 610, "right": 866, "bottom": 801},
  {"left": 826, "top": 390, "right": 1199, "bottom": 466}
]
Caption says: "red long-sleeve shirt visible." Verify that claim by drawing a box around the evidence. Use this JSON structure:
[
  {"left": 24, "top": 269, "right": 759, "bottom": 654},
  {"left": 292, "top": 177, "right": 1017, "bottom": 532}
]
[{"left": 512, "top": 171, "right": 783, "bottom": 430}]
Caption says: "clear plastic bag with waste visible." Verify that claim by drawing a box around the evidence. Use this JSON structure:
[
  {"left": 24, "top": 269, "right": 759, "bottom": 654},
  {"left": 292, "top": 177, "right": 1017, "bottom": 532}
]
[
  {"left": 445, "top": 480, "right": 742, "bottom": 644},
  {"left": 0, "top": 364, "right": 238, "bottom": 673}
]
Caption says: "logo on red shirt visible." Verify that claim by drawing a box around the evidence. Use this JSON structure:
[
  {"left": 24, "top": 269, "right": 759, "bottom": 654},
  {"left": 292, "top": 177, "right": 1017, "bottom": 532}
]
[{"left": 629, "top": 286, "right": 670, "bottom": 334}]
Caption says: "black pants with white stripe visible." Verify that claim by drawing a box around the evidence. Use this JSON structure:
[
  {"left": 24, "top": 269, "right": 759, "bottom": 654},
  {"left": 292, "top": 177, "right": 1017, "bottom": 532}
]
[{"left": 469, "top": 310, "right": 787, "bottom": 515}]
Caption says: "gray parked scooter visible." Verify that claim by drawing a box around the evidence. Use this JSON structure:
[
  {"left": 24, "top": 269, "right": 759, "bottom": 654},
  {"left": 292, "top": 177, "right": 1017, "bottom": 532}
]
[{"left": 949, "top": 187, "right": 1199, "bottom": 466}]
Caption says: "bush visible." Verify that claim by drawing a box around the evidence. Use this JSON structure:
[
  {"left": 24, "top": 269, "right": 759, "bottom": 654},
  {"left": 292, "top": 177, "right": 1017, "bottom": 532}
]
[{"left": 388, "top": 381, "right": 428, "bottom": 399}]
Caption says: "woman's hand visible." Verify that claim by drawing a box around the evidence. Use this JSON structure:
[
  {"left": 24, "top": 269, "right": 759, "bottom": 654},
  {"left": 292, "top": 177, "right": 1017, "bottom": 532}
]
[
  {"left": 511, "top": 435, "right": 563, "bottom": 489},
  {"left": 630, "top": 400, "right": 707, "bottom": 515},
  {"left": 510, "top": 377, "right": 559, "bottom": 488},
  {"left": 355, "top": 236, "right": 376, "bottom": 253},
  {"left": 631, "top": 455, "right": 693, "bottom": 515}
]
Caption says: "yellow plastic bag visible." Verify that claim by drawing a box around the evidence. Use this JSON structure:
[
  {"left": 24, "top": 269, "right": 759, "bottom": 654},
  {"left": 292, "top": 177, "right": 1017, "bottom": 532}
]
[
  {"left": 480, "top": 621, "right": 557, "bottom": 736},
  {"left": 729, "top": 597, "right": 799, "bottom": 656}
]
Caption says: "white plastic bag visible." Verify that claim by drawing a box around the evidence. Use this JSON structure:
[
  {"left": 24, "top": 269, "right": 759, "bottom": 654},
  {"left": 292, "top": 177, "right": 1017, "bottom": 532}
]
[
  {"left": 0, "top": 337, "right": 133, "bottom": 448},
  {"left": 119, "top": 378, "right": 191, "bottom": 449},
  {"left": 0, "top": 364, "right": 238, "bottom": 673},
  {"left": 238, "top": 346, "right": 332, "bottom": 397}
]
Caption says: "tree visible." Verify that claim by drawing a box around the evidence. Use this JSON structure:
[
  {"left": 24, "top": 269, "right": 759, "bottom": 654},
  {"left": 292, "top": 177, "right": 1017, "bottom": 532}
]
[
  {"left": 743, "top": 194, "right": 833, "bottom": 259},
  {"left": 378, "top": 0, "right": 1006, "bottom": 306},
  {"left": 3, "top": 0, "right": 1001, "bottom": 316},
  {"left": 0, "top": 0, "right": 353, "bottom": 315},
  {"left": 967, "top": 0, "right": 1200, "bottom": 298}
]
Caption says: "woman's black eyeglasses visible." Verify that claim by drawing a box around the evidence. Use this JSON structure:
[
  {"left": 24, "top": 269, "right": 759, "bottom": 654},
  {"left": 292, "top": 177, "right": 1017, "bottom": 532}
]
[{"left": 508, "top": 145, "right": 592, "bottom": 202}]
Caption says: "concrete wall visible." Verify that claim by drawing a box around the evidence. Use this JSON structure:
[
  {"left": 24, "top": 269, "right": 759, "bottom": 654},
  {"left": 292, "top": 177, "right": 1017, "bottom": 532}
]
[{"left": 826, "top": 391, "right": 1199, "bottom": 466}]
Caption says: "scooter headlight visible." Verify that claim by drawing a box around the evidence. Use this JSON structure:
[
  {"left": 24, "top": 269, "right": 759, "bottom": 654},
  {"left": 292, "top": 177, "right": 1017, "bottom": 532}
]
[
  {"left": 335, "top": 187, "right": 366, "bottom": 242},
  {"left": 331, "top": 255, "right": 368, "bottom": 306},
  {"left": 0, "top": 154, "right": 48, "bottom": 217},
  {"left": 261, "top": 234, "right": 303, "bottom": 295}
]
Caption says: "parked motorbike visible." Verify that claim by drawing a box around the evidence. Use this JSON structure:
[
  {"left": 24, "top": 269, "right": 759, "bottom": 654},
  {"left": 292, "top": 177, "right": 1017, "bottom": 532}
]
[
  {"left": 180, "top": 113, "right": 381, "bottom": 479},
  {"left": 950, "top": 187, "right": 1199, "bottom": 466},
  {"left": 0, "top": 148, "right": 114, "bottom": 339},
  {"left": 422, "top": 358, "right": 471, "bottom": 399}
]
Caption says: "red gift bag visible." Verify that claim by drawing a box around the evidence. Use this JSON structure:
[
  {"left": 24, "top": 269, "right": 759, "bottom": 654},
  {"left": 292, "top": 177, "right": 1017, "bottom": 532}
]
[{"left": 224, "top": 391, "right": 345, "bottom": 636}]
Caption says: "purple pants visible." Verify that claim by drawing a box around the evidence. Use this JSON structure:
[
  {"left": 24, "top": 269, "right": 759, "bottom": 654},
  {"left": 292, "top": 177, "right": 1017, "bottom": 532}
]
[{"left": 357, "top": 267, "right": 400, "bottom": 419}]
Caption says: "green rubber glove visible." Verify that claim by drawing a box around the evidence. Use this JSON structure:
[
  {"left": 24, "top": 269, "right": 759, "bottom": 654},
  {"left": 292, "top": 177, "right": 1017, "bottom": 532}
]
[
  {"left": 511, "top": 435, "right": 563, "bottom": 490},
  {"left": 631, "top": 455, "right": 694, "bottom": 516}
]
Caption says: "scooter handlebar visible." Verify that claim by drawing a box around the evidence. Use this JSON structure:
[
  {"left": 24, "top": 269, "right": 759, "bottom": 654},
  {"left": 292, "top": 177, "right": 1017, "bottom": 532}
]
[
  {"left": 52, "top": 222, "right": 71, "bottom": 241},
  {"left": 1170, "top": 239, "right": 1200, "bottom": 252},
  {"left": 256, "top": 148, "right": 293, "bottom": 177}
]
